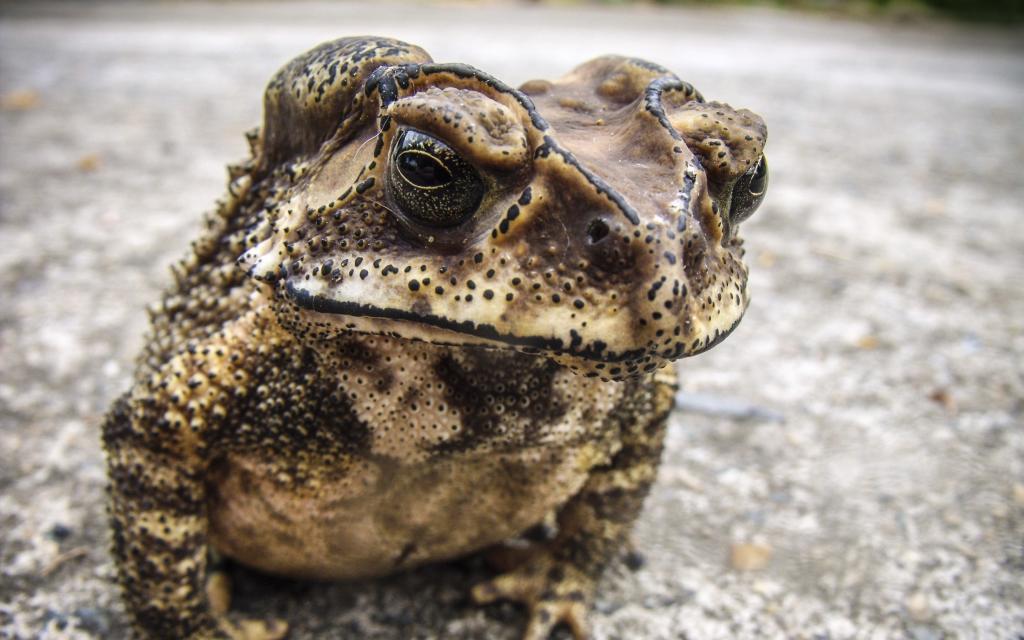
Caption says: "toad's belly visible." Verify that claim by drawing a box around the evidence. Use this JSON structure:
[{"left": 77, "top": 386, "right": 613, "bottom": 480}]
[{"left": 207, "top": 444, "right": 600, "bottom": 580}]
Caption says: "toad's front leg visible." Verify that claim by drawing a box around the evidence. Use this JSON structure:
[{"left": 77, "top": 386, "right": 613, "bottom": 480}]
[
  {"left": 102, "top": 317, "right": 288, "bottom": 639},
  {"left": 473, "top": 377, "right": 675, "bottom": 640}
]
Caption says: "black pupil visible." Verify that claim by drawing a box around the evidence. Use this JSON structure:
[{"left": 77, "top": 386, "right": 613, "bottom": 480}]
[{"left": 398, "top": 151, "right": 451, "bottom": 188}]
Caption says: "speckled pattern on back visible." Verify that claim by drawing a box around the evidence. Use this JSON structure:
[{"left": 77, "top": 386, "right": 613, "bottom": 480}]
[{"left": 101, "top": 36, "right": 766, "bottom": 639}]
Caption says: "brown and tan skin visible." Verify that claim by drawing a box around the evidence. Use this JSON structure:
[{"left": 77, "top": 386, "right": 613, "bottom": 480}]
[{"left": 102, "top": 37, "right": 767, "bottom": 639}]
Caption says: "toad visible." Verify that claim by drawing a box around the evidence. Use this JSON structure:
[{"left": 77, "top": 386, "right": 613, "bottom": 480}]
[{"left": 103, "top": 36, "right": 767, "bottom": 639}]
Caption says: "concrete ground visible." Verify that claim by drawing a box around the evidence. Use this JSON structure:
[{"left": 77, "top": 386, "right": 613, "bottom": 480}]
[{"left": 1, "top": 2, "right": 1022, "bottom": 638}]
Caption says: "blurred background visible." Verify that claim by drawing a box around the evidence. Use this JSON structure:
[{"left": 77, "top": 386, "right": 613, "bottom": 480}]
[
  {"left": 1, "top": 1, "right": 1022, "bottom": 638},
  {"left": 645, "top": 0, "right": 1024, "bottom": 22}
]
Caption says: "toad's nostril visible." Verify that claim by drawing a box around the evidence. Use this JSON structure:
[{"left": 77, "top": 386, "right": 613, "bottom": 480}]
[{"left": 587, "top": 219, "right": 610, "bottom": 244}]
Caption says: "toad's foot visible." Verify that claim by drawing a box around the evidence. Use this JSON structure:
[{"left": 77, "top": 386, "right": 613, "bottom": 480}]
[
  {"left": 205, "top": 567, "right": 289, "bottom": 640},
  {"left": 472, "top": 550, "right": 593, "bottom": 640}
]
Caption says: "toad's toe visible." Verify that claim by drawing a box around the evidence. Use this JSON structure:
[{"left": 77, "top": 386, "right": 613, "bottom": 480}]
[
  {"left": 216, "top": 617, "right": 289, "bottom": 640},
  {"left": 472, "top": 553, "right": 595, "bottom": 640}
]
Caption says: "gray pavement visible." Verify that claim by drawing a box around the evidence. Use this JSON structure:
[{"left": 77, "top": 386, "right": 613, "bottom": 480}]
[{"left": 1, "top": 2, "right": 1023, "bottom": 638}]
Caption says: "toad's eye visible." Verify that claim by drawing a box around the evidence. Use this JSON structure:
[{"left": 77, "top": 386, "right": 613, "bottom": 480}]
[
  {"left": 729, "top": 155, "right": 768, "bottom": 224},
  {"left": 387, "top": 129, "right": 484, "bottom": 227}
]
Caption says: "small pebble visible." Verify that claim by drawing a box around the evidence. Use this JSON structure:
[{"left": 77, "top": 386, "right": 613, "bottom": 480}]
[
  {"left": 73, "top": 607, "right": 112, "bottom": 636},
  {"left": 905, "top": 591, "right": 931, "bottom": 622},
  {"left": 1013, "top": 482, "right": 1024, "bottom": 506},
  {"left": 928, "top": 389, "right": 956, "bottom": 412},
  {"left": 77, "top": 153, "right": 102, "bottom": 172},
  {"left": 623, "top": 549, "right": 646, "bottom": 571},
  {"left": 855, "top": 335, "right": 880, "bottom": 350},
  {"left": 47, "top": 524, "right": 72, "bottom": 542},
  {"left": 730, "top": 542, "right": 772, "bottom": 571},
  {"left": 1, "top": 89, "right": 41, "bottom": 110}
]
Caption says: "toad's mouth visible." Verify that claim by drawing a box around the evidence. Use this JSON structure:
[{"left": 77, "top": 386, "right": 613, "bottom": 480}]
[
  {"left": 285, "top": 281, "right": 640, "bottom": 363},
  {"left": 285, "top": 282, "right": 742, "bottom": 369}
]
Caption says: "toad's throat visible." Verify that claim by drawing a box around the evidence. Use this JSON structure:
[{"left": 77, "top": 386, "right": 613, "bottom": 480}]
[{"left": 285, "top": 282, "right": 648, "bottom": 364}]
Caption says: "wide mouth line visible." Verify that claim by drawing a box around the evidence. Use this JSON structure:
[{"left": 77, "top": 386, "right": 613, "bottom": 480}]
[{"left": 285, "top": 282, "right": 644, "bottom": 364}]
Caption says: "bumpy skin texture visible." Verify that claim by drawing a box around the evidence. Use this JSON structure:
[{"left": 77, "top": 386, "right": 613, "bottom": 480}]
[{"left": 102, "top": 37, "right": 766, "bottom": 639}]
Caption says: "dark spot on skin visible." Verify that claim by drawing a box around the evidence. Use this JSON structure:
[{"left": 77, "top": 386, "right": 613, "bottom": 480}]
[
  {"left": 587, "top": 219, "right": 609, "bottom": 244},
  {"left": 355, "top": 177, "right": 375, "bottom": 194},
  {"left": 431, "top": 351, "right": 566, "bottom": 454}
]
